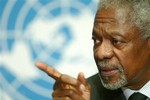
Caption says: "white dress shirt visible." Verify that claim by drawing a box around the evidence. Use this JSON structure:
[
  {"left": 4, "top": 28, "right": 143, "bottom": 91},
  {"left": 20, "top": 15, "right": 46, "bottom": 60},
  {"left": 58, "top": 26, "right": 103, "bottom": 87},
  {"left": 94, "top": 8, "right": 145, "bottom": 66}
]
[{"left": 122, "top": 80, "right": 150, "bottom": 100}]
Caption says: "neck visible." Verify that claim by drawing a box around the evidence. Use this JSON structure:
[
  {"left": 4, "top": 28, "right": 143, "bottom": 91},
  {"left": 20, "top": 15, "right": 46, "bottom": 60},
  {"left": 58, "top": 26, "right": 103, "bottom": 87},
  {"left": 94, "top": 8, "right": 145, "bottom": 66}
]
[{"left": 126, "top": 64, "right": 150, "bottom": 90}]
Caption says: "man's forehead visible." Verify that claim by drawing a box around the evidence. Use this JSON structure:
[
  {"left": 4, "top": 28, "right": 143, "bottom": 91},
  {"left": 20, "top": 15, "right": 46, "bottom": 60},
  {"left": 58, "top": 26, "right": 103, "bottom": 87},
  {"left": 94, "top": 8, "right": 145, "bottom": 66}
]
[
  {"left": 95, "top": 7, "right": 129, "bottom": 25},
  {"left": 96, "top": 8, "right": 116, "bottom": 18},
  {"left": 93, "top": 7, "right": 136, "bottom": 37}
]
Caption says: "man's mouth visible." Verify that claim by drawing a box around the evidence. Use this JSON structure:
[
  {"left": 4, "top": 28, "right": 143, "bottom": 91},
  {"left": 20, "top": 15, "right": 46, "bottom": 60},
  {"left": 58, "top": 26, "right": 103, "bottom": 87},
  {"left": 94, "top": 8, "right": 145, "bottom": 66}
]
[{"left": 99, "top": 67, "right": 119, "bottom": 77}]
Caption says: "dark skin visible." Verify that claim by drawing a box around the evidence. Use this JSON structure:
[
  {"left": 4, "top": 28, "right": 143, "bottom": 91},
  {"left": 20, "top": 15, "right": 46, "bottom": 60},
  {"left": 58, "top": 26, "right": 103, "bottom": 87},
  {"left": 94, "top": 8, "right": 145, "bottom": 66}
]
[
  {"left": 35, "top": 7, "right": 150, "bottom": 99},
  {"left": 35, "top": 62, "right": 90, "bottom": 100},
  {"left": 93, "top": 7, "right": 150, "bottom": 90}
]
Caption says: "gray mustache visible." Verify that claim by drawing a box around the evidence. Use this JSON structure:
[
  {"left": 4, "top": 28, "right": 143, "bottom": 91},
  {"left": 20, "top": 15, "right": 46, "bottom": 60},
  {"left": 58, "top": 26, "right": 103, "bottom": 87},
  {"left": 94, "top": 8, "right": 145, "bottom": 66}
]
[
  {"left": 98, "top": 61, "right": 117, "bottom": 67},
  {"left": 97, "top": 61, "right": 123, "bottom": 71}
]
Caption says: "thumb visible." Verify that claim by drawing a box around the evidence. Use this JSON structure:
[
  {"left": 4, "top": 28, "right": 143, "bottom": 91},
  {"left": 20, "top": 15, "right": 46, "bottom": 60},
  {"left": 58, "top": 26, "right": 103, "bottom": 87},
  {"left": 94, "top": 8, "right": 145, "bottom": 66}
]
[
  {"left": 77, "top": 72, "right": 91, "bottom": 99},
  {"left": 77, "top": 72, "right": 88, "bottom": 92},
  {"left": 77, "top": 72, "right": 87, "bottom": 85}
]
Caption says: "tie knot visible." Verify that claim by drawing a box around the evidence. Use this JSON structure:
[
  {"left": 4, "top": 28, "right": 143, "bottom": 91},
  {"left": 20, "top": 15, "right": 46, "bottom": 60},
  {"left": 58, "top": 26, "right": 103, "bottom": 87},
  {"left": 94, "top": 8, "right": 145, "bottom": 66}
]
[{"left": 128, "top": 92, "right": 148, "bottom": 100}]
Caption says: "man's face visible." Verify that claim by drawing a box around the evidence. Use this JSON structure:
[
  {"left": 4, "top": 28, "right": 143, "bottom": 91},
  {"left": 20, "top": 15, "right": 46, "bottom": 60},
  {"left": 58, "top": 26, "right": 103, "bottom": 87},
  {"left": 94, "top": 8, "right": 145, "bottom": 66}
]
[{"left": 93, "top": 7, "right": 150, "bottom": 90}]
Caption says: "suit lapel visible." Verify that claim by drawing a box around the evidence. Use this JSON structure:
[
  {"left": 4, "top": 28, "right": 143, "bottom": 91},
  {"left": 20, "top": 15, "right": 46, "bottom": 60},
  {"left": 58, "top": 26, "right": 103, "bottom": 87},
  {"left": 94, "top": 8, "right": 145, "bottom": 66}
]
[{"left": 88, "top": 74, "right": 126, "bottom": 100}]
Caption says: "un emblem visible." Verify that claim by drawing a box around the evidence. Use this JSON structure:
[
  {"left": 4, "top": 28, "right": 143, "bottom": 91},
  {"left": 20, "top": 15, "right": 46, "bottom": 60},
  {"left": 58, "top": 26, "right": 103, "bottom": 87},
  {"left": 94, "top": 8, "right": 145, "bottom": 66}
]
[{"left": 0, "top": 0, "right": 98, "bottom": 99}]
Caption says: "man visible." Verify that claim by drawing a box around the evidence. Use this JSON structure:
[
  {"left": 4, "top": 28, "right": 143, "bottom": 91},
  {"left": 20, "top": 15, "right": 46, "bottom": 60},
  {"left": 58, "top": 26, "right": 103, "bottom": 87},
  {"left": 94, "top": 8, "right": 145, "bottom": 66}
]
[{"left": 35, "top": 0, "right": 150, "bottom": 100}]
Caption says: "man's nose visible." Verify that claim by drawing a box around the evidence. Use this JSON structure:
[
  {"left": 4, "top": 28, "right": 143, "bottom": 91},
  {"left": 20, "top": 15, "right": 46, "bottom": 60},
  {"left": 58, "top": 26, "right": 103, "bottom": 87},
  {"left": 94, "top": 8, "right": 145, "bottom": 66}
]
[{"left": 94, "top": 42, "right": 113, "bottom": 60}]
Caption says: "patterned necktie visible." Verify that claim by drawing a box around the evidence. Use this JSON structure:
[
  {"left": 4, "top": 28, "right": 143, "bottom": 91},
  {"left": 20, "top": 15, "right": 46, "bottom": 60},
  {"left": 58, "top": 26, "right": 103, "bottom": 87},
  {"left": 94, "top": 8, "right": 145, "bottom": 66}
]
[{"left": 128, "top": 92, "right": 148, "bottom": 100}]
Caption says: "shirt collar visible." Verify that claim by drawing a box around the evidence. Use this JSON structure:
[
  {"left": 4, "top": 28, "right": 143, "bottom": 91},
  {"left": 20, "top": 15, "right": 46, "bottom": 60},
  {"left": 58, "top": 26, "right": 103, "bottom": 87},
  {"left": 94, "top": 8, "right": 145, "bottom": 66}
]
[{"left": 122, "top": 80, "right": 150, "bottom": 100}]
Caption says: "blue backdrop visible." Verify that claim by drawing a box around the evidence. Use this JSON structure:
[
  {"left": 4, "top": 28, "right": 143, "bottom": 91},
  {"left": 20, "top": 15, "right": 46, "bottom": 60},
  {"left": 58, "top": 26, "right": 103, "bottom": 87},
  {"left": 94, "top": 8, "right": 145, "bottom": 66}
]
[{"left": 0, "top": 0, "right": 98, "bottom": 99}]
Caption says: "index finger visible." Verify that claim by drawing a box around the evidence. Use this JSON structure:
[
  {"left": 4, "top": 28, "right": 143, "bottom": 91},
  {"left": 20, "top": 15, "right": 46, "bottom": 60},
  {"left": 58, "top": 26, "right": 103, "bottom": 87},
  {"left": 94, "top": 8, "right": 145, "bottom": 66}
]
[{"left": 35, "top": 62, "right": 61, "bottom": 80}]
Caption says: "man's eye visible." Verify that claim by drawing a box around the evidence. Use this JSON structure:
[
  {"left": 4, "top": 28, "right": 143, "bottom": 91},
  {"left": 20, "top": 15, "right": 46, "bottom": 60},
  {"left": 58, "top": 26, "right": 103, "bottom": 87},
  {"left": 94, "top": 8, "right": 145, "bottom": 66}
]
[
  {"left": 112, "top": 39, "right": 122, "bottom": 46},
  {"left": 92, "top": 36, "right": 102, "bottom": 44},
  {"left": 92, "top": 38, "right": 101, "bottom": 44},
  {"left": 92, "top": 37, "right": 96, "bottom": 43},
  {"left": 94, "top": 39, "right": 100, "bottom": 44}
]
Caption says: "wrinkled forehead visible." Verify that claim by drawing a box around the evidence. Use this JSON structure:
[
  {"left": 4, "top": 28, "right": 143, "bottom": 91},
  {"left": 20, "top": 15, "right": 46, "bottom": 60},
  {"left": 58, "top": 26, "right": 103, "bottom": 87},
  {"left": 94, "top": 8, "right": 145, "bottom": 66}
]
[
  {"left": 95, "top": 7, "right": 129, "bottom": 24},
  {"left": 93, "top": 7, "right": 138, "bottom": 36}
]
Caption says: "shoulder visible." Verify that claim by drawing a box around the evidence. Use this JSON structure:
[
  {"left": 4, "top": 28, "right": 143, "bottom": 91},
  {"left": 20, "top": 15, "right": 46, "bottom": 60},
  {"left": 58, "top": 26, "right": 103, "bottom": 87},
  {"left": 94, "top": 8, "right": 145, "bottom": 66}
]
[{"left": 87, "top": 73, "right": 125, "bottom": 100}]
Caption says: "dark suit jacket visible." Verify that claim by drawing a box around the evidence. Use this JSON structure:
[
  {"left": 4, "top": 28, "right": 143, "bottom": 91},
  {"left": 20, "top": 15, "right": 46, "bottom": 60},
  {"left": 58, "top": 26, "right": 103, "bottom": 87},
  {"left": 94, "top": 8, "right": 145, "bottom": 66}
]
[{"left": 87, "top": 74, "right": 126, "bottom": 100}]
